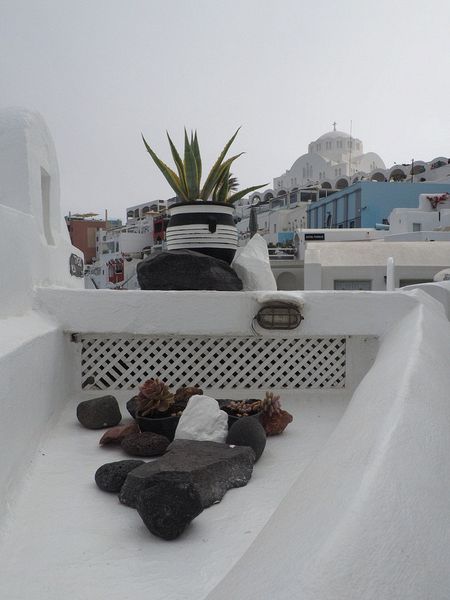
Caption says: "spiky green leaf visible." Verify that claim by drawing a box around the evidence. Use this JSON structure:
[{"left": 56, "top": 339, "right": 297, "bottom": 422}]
[
  {"left": 200, "top": 152, "right": 244, "bottom": 200},
  {"left": 192, "top": 131, "right": 202, "bottom": 185},
  {"left": 200, "top": 127, "right": 241, "bottom": 200},
  {"left": 216, "top": 166, "right": 231, "bottom": 204},
  {"left": 184, "top": 129, "right": 199, "bottom": 200},
  {"left": 142, "top": 134, "right": 186, "bottom": 199},
  {"left": 166, "top": 131, "right": 188, "bottom": 197},
  {"left": 226, "top": 183, "right": 268, "bottom": 205}
]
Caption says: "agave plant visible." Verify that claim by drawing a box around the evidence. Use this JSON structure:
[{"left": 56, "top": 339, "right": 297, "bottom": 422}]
[{"left": 142, "top": 128, "right": 266, "bottom": 205}]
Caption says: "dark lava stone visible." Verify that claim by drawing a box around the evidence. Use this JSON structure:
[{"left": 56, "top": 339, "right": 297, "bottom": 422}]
[
  {"left": 226, "top": 416, "right": 267, "bottom": 462},
  {"left": 136, "top": 479, "right": 203, "bottom": 540},
  {"left": 137, "top": 250, "right": 242, "bottom": 291},
  {"left": 121, "top": 432, "right": 170, "bottom": 457},
  {"left": 77, "top": 395, "right": 122, "bottom": 429},
  {"left": 95, "top": 460, "right": 145, "bottom": 493}
]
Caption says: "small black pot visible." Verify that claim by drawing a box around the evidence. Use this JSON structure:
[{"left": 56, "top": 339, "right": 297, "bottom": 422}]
[
  {"left": 127, "top": 396, "right": 180, "bottom": 441},
  {"left": 226, "top": 412, "right": 262, "bottom": 428},
  {"left": 219, "top": 399, "right": 262, "bottom": 428},
  {"left": 136, "top": 414, "right": 180, "bottom": 441}
]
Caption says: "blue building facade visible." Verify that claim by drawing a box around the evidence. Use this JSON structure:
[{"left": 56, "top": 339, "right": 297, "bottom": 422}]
[{"left": 306, "top": 182, "right": 450, "bottom": 229}]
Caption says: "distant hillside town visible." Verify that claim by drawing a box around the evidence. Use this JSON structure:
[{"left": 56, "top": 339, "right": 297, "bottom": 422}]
[{"left": 65, "top": 126, "right": 450, "bottom": 291}]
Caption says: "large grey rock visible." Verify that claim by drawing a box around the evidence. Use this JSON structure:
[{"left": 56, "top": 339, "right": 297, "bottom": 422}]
[
  {"left": 77, "top": 395, "right": 122, "bottom": 429},
  {"left": 136, "top": 250, "right": 243, "bottom": 291},
  {"left": 226, "top": 416, "right": 267, "bottom": 462},
  {"left": 119, "top": 439, "right": 255, "bottom": 508},
  {"left": 174, "top": 395, "right": 228, "bottom": 443},
  {"left": 136, "top": 479, "right": 203, "bottom": 540}
]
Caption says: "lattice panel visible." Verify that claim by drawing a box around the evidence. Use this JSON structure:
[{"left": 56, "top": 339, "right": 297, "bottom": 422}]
[{"left": 80, "top": 335, "right": 346, "bottom": 390}]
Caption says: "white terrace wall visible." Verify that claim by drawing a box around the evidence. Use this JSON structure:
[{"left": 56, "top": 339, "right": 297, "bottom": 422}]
[
  {"left": 0, "top": 108, "right": 83, "bottom": 316},
  {"left": 34, "top": 287, "right": 427, "bottom": 400},
  {"left": 0, "top": 108, "right": 82, "bottom": 514},
  {"left": 206, "top": 287, "right": 450, "bottom": 600}
]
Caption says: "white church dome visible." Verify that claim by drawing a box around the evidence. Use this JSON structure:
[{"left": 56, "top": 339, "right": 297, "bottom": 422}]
[{"left": 317, "top": 130, "right": 351, "bottom": 141}]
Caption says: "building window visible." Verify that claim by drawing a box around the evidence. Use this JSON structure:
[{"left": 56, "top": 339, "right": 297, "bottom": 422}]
[
  {"left": 41, "top": 168, "right": 54, "bottom": 245},
  {"left": 273, "top": 224, "right": 277, "bottom": 233},
  {"left": 334, "top": 280, "right": 372, "bottom": 291},
  {"left": 87, "top": 227, "right": 97, "bottom": 248},
  {"left": 413, "top": 223, "right": 421, "bottom": 232}
]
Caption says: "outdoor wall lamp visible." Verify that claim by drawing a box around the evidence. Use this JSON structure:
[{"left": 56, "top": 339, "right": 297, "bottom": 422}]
[{"left": 255, "top": 302, "right": 303, "bottom": 330}]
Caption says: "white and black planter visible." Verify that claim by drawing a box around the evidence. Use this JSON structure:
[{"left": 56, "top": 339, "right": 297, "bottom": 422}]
[{"left": 166, "top": 201, "right": 238, "bottom": 264}]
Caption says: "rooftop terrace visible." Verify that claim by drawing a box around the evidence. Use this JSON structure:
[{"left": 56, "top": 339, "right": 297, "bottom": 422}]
[{"left": 1, "top": 108, "right": 450, "bottom": 600}]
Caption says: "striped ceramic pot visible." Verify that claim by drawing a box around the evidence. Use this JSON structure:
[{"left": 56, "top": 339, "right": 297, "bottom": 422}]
[{"left": 166, "top": 201, "right": 238, "bottom": 264}]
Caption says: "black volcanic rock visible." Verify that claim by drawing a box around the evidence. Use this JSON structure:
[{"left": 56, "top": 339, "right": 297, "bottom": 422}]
[
  {"left": 95, "top": 459, "right": 145, "bottom": 493},
  {"left": 226, "top": 417, "right": 267, "bottom": 461},
  {"left": 121, "top": 432, "right": 170, "bottom": 457},
  {"left": 136, "top": 250, "right": 242, "bottom": 291},
  {"left": 77, "top": 396, "right": 122, "bottom": 429},
  {"left": 136, "top": 478, "right": 203, "bottom": 540},
  {"left": 119, "top": 439, "right": 255, "bottom": 508}
]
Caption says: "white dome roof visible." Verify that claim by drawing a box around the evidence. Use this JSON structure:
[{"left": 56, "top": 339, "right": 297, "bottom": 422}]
[{"left": 317, "top": 130, "right": 351, "bottom": 141}]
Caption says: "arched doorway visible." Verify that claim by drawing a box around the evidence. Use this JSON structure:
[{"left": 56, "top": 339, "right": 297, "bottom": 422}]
[
  {"left": 389, "top": 168, "right": 406, "bottom": 182},
  {"left": 371, "top": 171, "right": 386, "bottom": 182},
  {"left": 276, "top": 271, "right": 299, "bottom": 290},
  {"left": 336, "top": 178, "right": 349, "bottom": 189}
]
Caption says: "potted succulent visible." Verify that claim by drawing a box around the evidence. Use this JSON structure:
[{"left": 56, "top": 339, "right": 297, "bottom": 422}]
[
  {"left": 142, "top": 128, "right": 266, "bottom": 263},
  {"left": 221, "top": 392, "right": 293, "bottom": 435},
  {"left": 129, "top": 379, "right": 202, "bottom": 441},
  {"left": 258, "top": 392, "right": 293, "bottom": 436},
  {"left": 220, "top": 398, "right": 262, "bottom": 427}
]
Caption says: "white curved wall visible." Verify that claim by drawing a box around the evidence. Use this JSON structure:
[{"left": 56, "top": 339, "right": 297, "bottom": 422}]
[
  {"left": 0, "top": 108, "right": 82, "bottom": 513},
  {"left": 206, "top": 286, "right": 450, "bottom": 600},
  {"left": 0, "top": 107, "right": 83, "bottom": 317}
]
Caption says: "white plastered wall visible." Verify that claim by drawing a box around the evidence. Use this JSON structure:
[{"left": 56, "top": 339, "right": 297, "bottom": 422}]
[
  {"left": 304, "top": 241, "right": 450, "bottom": 290},
  {"left": 0, "top": 107, "right": 83, "bottom": 316},
  {"left": 206, "top": 286, "right": 450, "bottom": 600},
  {"left": 0, "top": 108, "right": 81, "bottom": 513}
]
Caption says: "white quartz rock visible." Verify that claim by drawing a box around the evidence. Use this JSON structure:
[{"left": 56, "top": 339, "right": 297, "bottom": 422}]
[{"left": 174, "top": 395, "right": 228, "bottom": 443}]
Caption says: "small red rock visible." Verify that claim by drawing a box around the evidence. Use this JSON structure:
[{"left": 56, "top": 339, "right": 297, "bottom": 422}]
[
  {"left": 259, "top": 410, "right": 293, "bottom": 436},
  {"left": 99, "top": 422, "right": 140, "bottom": 445}
]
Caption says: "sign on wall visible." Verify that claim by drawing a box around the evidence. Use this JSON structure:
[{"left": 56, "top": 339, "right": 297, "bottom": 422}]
[
  {"left": 305, "top": 233, "right": 325, "bottom": 241},
  {"left": 70, "top": 253, "right": 84, "bottom": 277}
]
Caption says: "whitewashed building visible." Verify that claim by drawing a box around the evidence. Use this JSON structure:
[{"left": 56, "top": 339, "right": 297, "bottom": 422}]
[
  {"left": 302, "top": 193, "right": 450, "bottom": 291},
  {"left": 273, "top": 124, "right": 385, "bottom": 193}
]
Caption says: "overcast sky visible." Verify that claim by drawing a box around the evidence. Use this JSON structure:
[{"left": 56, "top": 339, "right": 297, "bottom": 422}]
[{"left": 1, "top": 0, "right": 449, "bottom": 220}]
